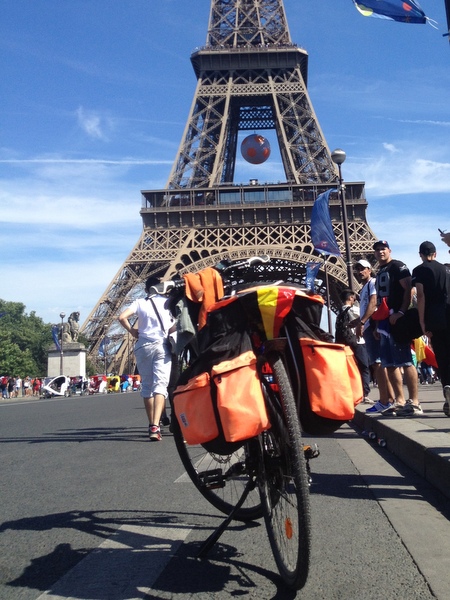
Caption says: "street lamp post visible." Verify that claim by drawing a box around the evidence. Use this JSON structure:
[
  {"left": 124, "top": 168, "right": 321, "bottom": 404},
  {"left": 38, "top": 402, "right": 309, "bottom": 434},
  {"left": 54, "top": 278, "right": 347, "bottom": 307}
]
[
  {"left": 331, "top": 148, "right": 354, "bottom": 291},
  {"left": 59, "top": 312, "right": 66, "bottom": 376},
  {"left": 103, "top": 336, "right": 110, "bottom": 376}
]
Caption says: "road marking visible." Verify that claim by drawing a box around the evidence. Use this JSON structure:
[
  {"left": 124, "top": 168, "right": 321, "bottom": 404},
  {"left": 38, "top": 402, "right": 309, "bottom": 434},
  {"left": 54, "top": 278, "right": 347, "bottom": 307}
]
[{"left": 35, "top": 524, "right": 192, "bottom": 600}]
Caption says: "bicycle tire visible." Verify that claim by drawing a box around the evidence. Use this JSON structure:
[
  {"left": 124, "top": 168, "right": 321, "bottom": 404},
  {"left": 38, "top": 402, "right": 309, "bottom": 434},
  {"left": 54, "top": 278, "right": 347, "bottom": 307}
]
[
  {"left": 172, "top": 416, "right": 264, "bottom": 522},
  {"left": 259, "top": 351, "right": 311, "bottom": 590}
]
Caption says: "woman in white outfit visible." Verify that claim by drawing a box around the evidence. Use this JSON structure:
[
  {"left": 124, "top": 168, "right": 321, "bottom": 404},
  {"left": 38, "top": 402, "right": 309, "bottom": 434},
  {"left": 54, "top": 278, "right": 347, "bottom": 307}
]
[{"left": 119, "top": 276, "right": 175, "bottom": 441}]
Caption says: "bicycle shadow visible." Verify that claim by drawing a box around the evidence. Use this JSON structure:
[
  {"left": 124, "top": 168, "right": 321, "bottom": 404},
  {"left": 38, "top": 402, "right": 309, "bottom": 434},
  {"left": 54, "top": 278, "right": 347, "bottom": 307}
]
[{"left": 2, "top": 509, "right": 295, "bottom": 599}]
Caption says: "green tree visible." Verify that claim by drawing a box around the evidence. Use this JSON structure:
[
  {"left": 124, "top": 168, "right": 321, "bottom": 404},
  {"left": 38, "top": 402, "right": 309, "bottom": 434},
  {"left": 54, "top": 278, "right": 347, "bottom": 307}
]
[{"left": 0, "top": 300, "right": 53, "bottom": 377}]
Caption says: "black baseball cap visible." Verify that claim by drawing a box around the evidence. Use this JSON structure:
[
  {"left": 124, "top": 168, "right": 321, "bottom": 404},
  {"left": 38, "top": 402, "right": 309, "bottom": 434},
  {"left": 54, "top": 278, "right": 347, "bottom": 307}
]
[
  {"left": 373, "top": 240, "right": 390, "bottom": 250},
  {"left": 419, "top": 241, "right": 436, "bottom": 256}
]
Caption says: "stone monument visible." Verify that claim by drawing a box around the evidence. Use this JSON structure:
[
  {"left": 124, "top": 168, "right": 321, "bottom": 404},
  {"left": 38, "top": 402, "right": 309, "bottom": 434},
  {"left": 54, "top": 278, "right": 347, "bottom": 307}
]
[{"left": 47, "top": 312, "right": 87, "bottom": 378}]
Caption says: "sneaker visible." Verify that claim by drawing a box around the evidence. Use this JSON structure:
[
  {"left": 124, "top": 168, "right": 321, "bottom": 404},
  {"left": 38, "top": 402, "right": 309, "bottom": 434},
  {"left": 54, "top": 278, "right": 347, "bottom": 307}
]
[
  {"left": 148, "top": 424, "right": 162, "bottom": 441},
  {"left": 443, "top": 386, "right": 450, "bottom": 417},
  {"left": 366, "top": 401, "right": 393, "bottom": 413},
  {"left": 396, "top": 401, "right": 423, "bottom": 417},
  {"left": 363, "top": 397, "right": 375, "bottom": 404},
  {"left": 381, "top": 402, "right": 403, "bottom": 415}
]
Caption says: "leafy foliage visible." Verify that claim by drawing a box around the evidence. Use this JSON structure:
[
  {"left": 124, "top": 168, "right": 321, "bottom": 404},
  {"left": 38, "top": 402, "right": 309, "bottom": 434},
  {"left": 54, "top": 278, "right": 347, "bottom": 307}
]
[{"left": 0, "top": 300, "right": 54, "bottom": 377}]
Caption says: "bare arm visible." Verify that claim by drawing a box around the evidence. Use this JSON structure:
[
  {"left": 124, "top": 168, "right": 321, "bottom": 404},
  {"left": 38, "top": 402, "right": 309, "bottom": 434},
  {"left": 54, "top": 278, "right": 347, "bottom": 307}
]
[
  {"left": 118, "top": 307, "right": 139, "bottom": 339},
  {"left": 355, "top": 292, "right": 377, "bottom": 337},
  {"left": 415, "top": 282, "right": 430, "bottom": 338}
]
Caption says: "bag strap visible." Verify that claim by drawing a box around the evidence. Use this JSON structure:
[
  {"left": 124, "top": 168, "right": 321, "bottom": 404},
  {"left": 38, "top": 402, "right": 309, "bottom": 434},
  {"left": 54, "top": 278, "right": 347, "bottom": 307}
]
[{"left": 148, "top": 297, "right": 166, "bottom": 335}]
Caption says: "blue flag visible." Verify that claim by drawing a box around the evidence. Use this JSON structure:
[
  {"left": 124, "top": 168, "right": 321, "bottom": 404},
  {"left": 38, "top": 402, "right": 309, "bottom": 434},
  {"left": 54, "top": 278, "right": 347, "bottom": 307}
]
[
  {"left": 352, "top": 0, "right": 426, "bottom": 24},
  {"left": 52, "top": 324, "right": 61, "bottom": 351},
  {"left": 310, "top": 189, "right": 341, "bottom": 257},
  {"left": 305, "top": 262, "right": 322, "bottom": 293},
  {"left": 98, "top": 336, "right": 110, "bottom": 357}
]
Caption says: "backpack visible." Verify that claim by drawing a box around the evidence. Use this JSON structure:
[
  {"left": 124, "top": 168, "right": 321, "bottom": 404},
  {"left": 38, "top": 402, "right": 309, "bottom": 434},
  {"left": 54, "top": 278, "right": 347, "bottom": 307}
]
[{"left": 335, "top": 306, "right": 357, "bottom": 347}]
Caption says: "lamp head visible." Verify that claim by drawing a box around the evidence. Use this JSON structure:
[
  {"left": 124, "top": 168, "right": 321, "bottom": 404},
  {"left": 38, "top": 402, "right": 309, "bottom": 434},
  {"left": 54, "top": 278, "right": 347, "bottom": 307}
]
[
  {"left": 60, "top": 312, "right": 66, "bottom": 320},
  {"left": 331, "top": 148, "right": 346, "bottom": 166}
]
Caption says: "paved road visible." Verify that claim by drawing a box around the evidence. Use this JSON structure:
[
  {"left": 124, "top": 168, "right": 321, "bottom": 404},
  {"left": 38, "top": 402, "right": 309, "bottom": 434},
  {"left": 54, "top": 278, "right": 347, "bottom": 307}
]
[{"left": 1, "top": 392, "right": 449, "bottom": 599}]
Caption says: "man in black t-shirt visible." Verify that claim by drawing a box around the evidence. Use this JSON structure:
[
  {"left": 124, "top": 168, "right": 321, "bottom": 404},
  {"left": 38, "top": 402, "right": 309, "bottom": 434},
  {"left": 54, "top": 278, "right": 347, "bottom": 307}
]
[
  {"left": 412, "top": 241, "right": 450, "bottom": 415},
  {"left": 369, "top": 240, "right": 421, "bottom": 417}
]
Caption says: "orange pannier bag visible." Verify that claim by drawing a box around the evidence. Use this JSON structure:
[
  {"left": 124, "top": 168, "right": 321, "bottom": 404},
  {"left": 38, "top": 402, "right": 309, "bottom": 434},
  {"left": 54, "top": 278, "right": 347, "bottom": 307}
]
[
  {"left": 173, "top": 350, "right": 270, "bottom": 447},
  {"left": 211, "top": 350, "right": 270, "bottom": 443},
  {"left": 173, "top": 372, "right": 219, "bottom": 445},
  {"left": 299, "top": 338, "right": 363, "bottom": 421}
]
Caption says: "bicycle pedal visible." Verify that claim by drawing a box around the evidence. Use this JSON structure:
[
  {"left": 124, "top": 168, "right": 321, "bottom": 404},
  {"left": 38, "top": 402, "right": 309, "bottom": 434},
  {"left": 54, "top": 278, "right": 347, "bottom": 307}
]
[
  {"left": 303, "top": 444, "right": 320, "bottom": 459},
  {"left": 198, "top": 468, "right": 225, "bottom": 490}
]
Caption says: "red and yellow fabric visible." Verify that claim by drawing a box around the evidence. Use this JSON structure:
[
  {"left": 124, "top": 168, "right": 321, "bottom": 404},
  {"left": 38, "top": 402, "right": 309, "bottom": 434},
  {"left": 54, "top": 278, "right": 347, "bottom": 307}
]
[
  {"left": 253, "top": 286, "right": 297, "bottom": 340},
  {"left": 413, "top": 337, "right": 438, "bottom": 368}
]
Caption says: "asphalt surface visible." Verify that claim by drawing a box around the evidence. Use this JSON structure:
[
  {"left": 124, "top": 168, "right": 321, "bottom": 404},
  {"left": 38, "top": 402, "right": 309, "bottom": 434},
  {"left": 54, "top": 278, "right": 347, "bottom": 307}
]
[
  {"left": 1, "top": 389, "right": 450, "bottom": 599},
  {"left": 352, "top": 381, "right": 450, "bottom": 500}
]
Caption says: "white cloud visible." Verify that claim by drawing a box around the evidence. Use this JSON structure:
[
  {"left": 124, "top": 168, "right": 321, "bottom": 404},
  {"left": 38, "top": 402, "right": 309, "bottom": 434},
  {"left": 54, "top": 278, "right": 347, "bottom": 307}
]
[
  {"left": 397, "top": 119, "right": 450, "bottom": 127},
  {"left": 76, "top": 106, "right": 114, "bottom": 141},
  {"left": 382, "top": 143, "right": 399, "bottom": 153},
  {"left": 347, "top": 146, "right": 450, "bottom": 197}
]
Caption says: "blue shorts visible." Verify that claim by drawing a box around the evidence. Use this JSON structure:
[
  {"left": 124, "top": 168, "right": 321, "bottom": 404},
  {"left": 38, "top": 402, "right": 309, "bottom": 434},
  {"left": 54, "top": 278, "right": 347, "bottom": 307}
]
[
  {"left": 379, "top": 333, "right": 413, "bottom": 368},
  {"left": 363, "top": 328, "right": 380, "bottom": 365}
]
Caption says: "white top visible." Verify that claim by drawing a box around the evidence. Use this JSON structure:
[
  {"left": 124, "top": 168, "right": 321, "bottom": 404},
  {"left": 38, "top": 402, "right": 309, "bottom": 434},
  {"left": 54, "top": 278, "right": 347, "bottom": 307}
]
[
  {"left": 359, "top": 277, "right": 377, "bottom": 333},
  {"left": 128, "top": 295, "right": 174, "bottom": 344},
  {"left": 347, "top": 304, "right": 365, "bottom": 344}
]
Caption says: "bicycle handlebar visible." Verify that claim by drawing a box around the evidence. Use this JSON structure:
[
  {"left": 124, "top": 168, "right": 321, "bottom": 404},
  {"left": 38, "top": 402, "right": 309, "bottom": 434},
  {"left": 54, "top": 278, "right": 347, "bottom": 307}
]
[{"left": 148, "top": 255, "right": 272, "bottom": 297}]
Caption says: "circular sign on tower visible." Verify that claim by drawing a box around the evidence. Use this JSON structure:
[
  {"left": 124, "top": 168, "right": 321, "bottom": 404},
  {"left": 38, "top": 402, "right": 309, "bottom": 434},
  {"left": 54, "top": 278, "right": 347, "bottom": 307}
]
[{"left": 241, "top": 134, "right": 271, "bottom": 165}]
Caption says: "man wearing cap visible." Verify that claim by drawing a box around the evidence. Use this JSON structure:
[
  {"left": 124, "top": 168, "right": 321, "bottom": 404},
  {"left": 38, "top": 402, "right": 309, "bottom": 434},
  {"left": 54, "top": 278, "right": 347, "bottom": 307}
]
[
  {"left": 354, "top": 259, "right": 395, "bottom": 407},
  {"left": 412, "top": 241, "right": 450, "bottom": 415},
  {"left": 371, "top": 240, "right": 422, "bottom": 416}
]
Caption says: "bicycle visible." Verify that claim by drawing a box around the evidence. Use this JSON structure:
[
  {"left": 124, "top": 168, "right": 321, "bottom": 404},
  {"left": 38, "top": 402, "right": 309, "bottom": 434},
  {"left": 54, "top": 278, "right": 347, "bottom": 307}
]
[{"left": 152, "top": 256, "right": 328, "bottom": 589}]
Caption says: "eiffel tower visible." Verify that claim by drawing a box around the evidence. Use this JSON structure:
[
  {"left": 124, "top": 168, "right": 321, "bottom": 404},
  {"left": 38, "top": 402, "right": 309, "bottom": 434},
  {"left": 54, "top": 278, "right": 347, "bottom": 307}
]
[{"left": 81, "top": 0, "right": 378, "bottom": 374}]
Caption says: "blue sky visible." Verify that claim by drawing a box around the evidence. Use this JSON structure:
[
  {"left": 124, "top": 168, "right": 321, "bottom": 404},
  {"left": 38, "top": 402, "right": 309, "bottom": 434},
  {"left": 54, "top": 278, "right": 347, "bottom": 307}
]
[{"left": 1, "top": 0, "right": 449, "bottom": 326}]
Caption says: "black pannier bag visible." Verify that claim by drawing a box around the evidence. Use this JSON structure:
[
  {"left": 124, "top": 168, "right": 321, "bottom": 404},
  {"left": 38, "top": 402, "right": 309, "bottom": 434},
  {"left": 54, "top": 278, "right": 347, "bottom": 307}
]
[{"left": 172, "top": 297, "right": 270, "bottom": 455}]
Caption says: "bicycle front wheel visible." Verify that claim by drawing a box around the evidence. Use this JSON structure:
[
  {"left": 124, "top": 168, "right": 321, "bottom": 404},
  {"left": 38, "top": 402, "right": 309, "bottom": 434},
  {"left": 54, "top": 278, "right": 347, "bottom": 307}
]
[
  {"left": 259, "top": 351, "right": 311, "bottom": 590},
  {"left": 172, "top": 417, "right": 263, "bottom": 522}
]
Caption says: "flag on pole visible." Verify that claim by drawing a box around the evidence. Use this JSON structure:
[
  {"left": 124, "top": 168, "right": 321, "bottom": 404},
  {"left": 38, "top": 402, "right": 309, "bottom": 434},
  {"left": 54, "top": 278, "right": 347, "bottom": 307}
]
[
  {"left": 310, "top": 189, "right": 341, "bottom": 257},
  {"left": 352, "top": 0, "right": 427, "bottom": 24},
  {"left": 98, "top": 336, "right": 110, "bottom": 357},
  {"left": 52, "top": 324, "right": 61, "bottom": 351},
  {"left": 305, "top": 262, "right": 322, "bottom": 293}
]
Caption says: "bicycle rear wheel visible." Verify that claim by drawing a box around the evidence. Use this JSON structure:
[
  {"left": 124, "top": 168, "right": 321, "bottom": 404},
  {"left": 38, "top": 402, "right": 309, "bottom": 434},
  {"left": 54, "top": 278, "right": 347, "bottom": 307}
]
[
  {"left": 172, "top": 417, "right": 263, "bottom": 522},
  {"left": 259, "top": 352, "right": 311, "bottom": 590}
]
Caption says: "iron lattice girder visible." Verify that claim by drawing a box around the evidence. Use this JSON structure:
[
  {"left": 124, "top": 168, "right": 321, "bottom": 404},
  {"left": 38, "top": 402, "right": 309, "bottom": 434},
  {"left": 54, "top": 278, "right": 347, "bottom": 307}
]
[
  {"left": 168, "top": 61, "right": 335, "bottom": 188},
  {"left": 207, "top": 0, "right": 291, "bottom": 47}
]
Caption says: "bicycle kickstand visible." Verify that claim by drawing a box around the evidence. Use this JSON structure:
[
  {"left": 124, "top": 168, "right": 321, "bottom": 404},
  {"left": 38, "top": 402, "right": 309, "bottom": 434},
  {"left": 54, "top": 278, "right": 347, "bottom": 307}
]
[{"left": 196, "top": 476, "right": 256, "bottom": 559}]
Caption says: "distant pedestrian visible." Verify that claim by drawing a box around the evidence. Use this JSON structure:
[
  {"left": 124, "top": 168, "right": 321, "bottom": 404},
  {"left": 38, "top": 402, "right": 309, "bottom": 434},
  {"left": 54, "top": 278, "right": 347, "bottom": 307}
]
[
  {"left": 1, "top": 375, "right": 9, "bottom": 398},
  {"left": 371, "top": 240, "right": 421, "bottom": 416},
  {"left": 15, "top": 376, "right": 22, "bottom": 397},
  {"left": 412, "top": 241, "right": 450, "bottom": 415},
  {"left": 23, "top": 377, "right": 31, "bottom": 396}
]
